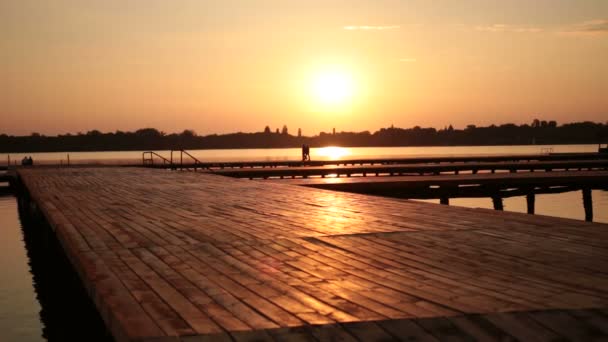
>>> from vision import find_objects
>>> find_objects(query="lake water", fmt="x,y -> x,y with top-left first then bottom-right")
1,144 -> 602,165
0,193 -> 111,341
0,196 -> 42,341
0,145 -> 606,340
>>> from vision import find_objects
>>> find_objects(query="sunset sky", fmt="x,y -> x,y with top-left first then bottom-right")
2,0 -> 607,136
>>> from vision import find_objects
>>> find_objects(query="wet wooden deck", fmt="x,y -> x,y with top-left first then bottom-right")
18,167 -> 608,341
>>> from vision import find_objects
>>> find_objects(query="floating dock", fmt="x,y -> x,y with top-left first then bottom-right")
142,152 -> 607,169
17,167 -> 608,341
211,159 -> 608,179
276,170 -> 608,220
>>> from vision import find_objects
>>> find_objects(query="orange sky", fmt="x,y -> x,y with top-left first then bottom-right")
2,0 -> 607,136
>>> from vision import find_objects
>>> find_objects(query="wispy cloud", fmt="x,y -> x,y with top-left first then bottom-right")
560,19 -> 608,36
399,58 -> 417,63
475,24 -> 542,33
474,20 -> 608,37
343,25 -> 400,31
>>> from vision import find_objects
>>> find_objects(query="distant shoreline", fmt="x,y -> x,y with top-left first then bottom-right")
2,122 -> 606,153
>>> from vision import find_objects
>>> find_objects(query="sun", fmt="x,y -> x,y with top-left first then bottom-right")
310,69 -> 354,106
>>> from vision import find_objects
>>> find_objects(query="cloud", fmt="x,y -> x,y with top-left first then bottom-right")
399,58 -> 417,63
343,25 -> 400,31
472,20 -> 608,37
475,24 -> 543,33
560,19 -> 608,36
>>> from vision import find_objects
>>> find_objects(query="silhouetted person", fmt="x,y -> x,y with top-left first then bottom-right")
304,145 -> 311,161
21,156 -> 33,166
302,144 -> 306,162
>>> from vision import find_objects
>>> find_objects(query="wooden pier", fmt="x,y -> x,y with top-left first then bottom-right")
142,152 -> 607,169
0,170 -> 13,183
277,171 -> 608,221
17,167 -> 608,341
212,159 -> 608,179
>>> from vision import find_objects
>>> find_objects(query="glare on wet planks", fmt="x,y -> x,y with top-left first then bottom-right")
17,167 -> 608,341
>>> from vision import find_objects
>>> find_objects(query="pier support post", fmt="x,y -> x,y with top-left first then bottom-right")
526,192 -> 535,214
492,195 -> 504,211
582,188 -> 593,222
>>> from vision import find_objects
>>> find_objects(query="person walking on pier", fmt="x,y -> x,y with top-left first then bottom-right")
301,144 -> 311,162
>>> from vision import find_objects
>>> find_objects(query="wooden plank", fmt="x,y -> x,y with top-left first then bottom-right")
15,167 -> 608,341
377,318 -> 440,341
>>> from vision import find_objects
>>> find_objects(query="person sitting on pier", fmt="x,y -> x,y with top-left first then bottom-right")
21,156 -> 34,166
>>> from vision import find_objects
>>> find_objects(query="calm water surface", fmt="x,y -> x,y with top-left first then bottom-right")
0,195 -> 42,341
419,190 -> 608,224
1,144 -> 602,164
0,145 -> 606,340
0,190 -> 111,341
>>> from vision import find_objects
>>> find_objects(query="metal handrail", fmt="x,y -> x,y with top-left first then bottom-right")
170,149 -> 206,170
142,151 -> 172,166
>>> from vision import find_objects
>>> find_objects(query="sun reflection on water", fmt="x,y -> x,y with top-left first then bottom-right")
315,146 -> 350,160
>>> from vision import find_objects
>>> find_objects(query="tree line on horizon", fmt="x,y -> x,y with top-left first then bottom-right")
1,120 -> 607,153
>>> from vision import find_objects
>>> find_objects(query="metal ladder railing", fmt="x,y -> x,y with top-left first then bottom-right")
142,151 -> 172,166
170,149 -> 206,170
142,150 -> 207,171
